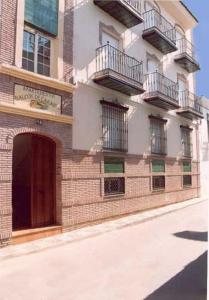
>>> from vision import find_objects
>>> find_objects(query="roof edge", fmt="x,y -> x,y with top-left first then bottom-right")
180,1 -> 199,23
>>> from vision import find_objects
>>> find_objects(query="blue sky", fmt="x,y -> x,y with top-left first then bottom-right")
183,0 -> 209,98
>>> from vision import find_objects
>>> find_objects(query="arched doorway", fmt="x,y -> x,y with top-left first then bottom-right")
12,133 -> 56,231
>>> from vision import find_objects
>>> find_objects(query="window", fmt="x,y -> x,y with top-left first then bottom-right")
104,157 -> 124,173
183,160 -> 192,187
152,176 -> 165,190
181,126 -> 192,157
101,100 -> 128,152
150,117 -> 167,155
104,177 -> 125,196
104,157 -> 125,196
183,175 -> 192,187
25,0 -> 58,36
22,30 -> 51,76
152,159 -> 165,172
183,161 -> 192,172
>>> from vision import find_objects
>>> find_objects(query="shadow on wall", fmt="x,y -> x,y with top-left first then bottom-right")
174,231 -> 208,242
144,251 -> 207,300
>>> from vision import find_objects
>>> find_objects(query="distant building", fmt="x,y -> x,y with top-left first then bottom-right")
199,97 -> 209,198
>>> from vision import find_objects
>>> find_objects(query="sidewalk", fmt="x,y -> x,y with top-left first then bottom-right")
0,197 -> 207,261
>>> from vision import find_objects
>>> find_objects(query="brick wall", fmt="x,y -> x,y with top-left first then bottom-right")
61,150 -> 200,230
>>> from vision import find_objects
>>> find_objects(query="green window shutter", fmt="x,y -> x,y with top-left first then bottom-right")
25,0 -> 58,36
152,160 -> 165,173
183,161 -> 191,172
104,157 -> 124,173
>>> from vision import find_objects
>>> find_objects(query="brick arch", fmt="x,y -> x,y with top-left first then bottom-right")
12,130 -> 63,227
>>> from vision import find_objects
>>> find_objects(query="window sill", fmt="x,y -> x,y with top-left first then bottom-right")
0,64 -> 76,93
104,193 -> 125,199
152,188 -> 165,193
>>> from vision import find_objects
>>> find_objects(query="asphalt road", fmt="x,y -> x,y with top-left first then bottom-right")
0,200 -> 207,300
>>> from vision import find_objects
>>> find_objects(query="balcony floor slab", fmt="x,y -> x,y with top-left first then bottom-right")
94,69 -> 145,96
94,0 -> 143,28
142,27 -> 177,54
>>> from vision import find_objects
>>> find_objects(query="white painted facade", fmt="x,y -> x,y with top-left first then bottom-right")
199,97 -> 209,198
73,0 -> 199,160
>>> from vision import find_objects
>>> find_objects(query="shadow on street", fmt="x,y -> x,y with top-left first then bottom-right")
144,251 -> 207,300
174,231 -> 208,242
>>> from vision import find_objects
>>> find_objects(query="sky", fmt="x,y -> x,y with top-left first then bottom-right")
183,0 -> 209,98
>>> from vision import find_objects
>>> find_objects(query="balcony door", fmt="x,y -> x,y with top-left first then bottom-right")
178,78 -> 187,107
12,134 -> 56,231
102,32 -> 120,71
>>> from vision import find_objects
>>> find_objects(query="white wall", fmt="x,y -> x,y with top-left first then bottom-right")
73,0 -> 198,159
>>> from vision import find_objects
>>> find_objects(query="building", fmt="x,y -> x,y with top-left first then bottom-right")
0,0 -> 75,246
0,0 -> 203,246
72,0 -> 202,227
199,97 -> 209,198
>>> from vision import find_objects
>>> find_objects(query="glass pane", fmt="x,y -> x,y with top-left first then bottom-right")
104,157 -> 124,173
183,161 -> 191,172
152,160 -> 165,172
25,0 -> 58,36
22,31 -> 35,72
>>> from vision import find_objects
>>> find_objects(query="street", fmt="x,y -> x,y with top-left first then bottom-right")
0,200 -> 207,300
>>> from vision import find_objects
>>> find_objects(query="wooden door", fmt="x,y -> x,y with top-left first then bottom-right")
31,135 -> 56,228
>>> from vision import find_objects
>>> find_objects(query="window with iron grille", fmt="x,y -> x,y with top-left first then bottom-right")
22,30 -> 51,77
150,117 -> 167,155
183,175 -> 192,187
181,126 -> 192,158
101,101 -> 128,152
104,177 -> 125,196
152,176 -> 165,190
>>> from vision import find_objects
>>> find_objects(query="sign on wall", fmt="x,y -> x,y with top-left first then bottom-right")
14,85 -> 61,114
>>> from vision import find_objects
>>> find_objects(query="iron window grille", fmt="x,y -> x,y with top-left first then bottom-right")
150,117 -> 167,155
104,177 -> 125,196
22,30 -> 51,77
181,127 -> 192,158
143,9 -> 176,45
183,175 -> 192,187
101,101 -> 128,152
96,43 -> 143,84
152,175 -> 165,191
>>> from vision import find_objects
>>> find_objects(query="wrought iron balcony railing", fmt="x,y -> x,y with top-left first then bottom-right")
175,38 -> 200,73
177,38 -> 196,59
143,9 -> 176,53
179,90 -> 203,114
145,71 -> 179,103
96,43 -> 143,84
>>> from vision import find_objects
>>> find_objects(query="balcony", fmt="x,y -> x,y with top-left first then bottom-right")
174,38 -> 200,73
143,72 -> 180,110
142,9 -> 177,54
177,91 -> 203,120
94,0 -> 143,28
94,44 -> 144,96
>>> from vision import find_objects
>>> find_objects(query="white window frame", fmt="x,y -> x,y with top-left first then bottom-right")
23,26 -> 53,77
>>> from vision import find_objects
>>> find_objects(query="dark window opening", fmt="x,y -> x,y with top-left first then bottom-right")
104,177 -> 125,196
152,176 -> 165,190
